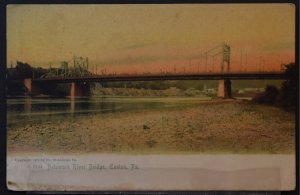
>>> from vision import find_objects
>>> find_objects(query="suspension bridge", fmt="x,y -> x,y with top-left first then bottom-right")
24,43 -> 287,98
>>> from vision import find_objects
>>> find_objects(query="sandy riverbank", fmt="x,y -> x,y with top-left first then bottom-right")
7,99 -> 295,154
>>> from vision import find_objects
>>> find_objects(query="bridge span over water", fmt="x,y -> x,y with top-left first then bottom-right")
24,71 -> 286,98
32,71 -> 286,83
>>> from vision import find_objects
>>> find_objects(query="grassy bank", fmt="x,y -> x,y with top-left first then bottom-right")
7,100 -> 295,154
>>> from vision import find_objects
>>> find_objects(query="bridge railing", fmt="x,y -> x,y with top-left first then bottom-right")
32,70 -> 287,82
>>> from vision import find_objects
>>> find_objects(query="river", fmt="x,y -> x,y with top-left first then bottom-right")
7,96 -> 212,128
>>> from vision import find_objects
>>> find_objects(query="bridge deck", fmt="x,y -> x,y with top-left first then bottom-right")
33,71 -> 286,83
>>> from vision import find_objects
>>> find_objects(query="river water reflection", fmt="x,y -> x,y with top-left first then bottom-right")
7,96 -> 211,128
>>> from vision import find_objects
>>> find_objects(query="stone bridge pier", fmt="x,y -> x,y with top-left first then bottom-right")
24,78 -> 42,95
70,82 -> 91,97
217,79 -> 232,98
24,79 -> 91,97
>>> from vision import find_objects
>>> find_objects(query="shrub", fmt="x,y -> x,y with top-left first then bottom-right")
276,63 -> 298,110
253,85 -> 279,105
253,62 -> 297,111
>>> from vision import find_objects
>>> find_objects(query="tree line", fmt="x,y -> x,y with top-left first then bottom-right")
253,62 -> 297,111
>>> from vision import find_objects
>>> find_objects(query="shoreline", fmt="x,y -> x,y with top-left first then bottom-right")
7,99 -> 295,155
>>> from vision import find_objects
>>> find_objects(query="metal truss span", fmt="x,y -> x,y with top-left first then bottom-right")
32,71 -> 286,83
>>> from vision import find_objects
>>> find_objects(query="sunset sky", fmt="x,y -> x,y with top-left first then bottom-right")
7,4 -> 295,74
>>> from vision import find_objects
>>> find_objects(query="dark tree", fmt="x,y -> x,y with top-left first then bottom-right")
276,63 -> 298,110
253,62 -> 297,111
14,61 -> 33,79
253,85 -> 279,105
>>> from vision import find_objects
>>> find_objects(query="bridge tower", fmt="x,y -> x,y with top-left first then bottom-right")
203,43 -> 232,98
221,43 -> 230,72
218,43 -> 232,98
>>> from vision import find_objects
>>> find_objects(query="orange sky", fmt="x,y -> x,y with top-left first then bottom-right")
7,4 -> 295,73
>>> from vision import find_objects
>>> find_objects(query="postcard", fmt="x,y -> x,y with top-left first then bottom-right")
6,4 -> 296,191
